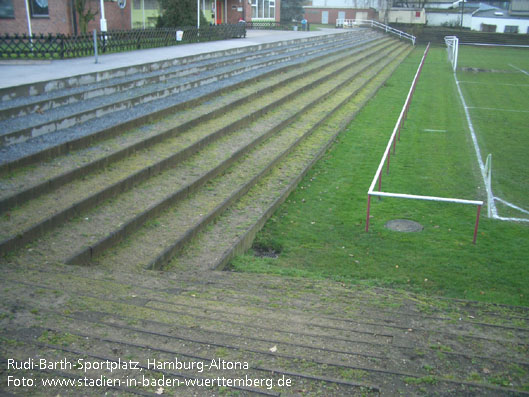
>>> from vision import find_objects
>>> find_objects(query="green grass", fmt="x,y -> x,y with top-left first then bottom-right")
457,45 -> 529,216
229,46 -> 529,306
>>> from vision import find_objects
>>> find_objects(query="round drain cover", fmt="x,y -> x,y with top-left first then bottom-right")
385,219 -> 423,232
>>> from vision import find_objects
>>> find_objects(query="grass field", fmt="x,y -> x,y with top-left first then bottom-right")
230,45 -> 529,306
456,45 -> 529,219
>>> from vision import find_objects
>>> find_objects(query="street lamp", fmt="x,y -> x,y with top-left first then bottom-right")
100,0 -> 107,31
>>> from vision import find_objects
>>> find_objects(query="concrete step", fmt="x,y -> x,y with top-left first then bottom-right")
0,38 -> 394,257
85,43 -> 409,272
169,44 -> 412,273
0,31 -> 377,149
0,31 -> 359,120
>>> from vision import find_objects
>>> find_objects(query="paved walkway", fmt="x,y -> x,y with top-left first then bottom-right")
0,29 -> 339,90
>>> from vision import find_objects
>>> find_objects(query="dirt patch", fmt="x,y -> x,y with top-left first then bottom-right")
461,67 -> 510,74
253,244 -> 281,259
385,219 -> 424,232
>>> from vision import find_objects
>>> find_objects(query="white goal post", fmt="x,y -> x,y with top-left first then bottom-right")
444,35 -> 459,72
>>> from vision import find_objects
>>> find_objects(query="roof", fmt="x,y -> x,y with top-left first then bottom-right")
473,7 -> 529,19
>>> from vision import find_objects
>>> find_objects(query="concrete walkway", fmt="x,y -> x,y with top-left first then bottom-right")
0,29 -> 339,90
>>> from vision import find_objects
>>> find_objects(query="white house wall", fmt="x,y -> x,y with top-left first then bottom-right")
426,11 -> 471,27
388,9 -> 426,23
471,16 -> 529,33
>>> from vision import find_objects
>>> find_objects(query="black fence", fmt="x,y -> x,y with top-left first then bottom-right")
0,24 -> 246,60
389,26 -> 529,46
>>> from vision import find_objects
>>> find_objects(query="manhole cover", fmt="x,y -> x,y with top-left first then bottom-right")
385,219 -> 423,232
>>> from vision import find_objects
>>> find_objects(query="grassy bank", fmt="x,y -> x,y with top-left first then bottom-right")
229,46 -> 529,306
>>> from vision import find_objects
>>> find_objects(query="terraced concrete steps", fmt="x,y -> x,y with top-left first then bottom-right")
0,36 -> 402,266
0,36 -> 390,213
0,34 -> 350,119
1,263 -> 528,396
168,44 -> 411,273
0,30 -> 374,151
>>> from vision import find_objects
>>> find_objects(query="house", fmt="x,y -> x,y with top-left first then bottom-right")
387,7 -> 426,23
303,0 -> 382,25
1,0 -> 132,35
425,7 -> 475,27
132,0 -> 161,29
471,7 -> 529,32
1,0 -> 276,36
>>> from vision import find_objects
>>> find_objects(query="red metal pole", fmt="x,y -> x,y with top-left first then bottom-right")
378,171 -> 382,193
386,146 -> 391,174
366,195 -> 371,232
473,205 -> 481,244
393,133 -> 397,154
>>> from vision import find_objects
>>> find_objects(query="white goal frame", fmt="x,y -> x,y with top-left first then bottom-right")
366,43 -> 484,244
446,37 -> 529,223
444,35 -> 459,72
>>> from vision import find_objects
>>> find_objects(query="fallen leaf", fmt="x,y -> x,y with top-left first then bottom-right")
269,345 -> 277,353
155,387 -> 164,395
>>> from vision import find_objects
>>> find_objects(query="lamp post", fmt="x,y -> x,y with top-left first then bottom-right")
24,0 -> 33,47
100,0 -> 107,31
460,0 -> 464,30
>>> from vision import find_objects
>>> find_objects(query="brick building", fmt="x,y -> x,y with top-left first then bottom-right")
303,0 -> 382,25
0,0 -> 131,36
1,0 -> 280,36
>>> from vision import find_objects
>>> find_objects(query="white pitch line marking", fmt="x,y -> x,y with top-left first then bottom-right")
495,197 -> 529,216
467,106 -> 529,113
455,78 -> 497,217
423,129 -> 447,132
509,64 -> 529,77
458,81 -> 529,87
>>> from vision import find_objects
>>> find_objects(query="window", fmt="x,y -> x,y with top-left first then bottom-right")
251,0 -> 274,19
133,0 -> 159,10
480,23 -> 496,32
415,11 -> 421,18
0,0 -> 14,18
504,25 -> 519,33
30,0 -> 48,17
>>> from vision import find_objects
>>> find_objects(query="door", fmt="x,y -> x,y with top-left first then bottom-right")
356,11 -> 367,22
322,11 -> 329,24
216,0 -> 223,24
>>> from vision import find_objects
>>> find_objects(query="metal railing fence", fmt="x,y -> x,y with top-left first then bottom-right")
336,19 -> 416,45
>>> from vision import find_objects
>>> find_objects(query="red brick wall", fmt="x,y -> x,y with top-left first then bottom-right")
1,0 -> 74,35
0,0 -> 131,36
86,0 -> 131,32
226,0 -> 280,24
303,8 -> 377,25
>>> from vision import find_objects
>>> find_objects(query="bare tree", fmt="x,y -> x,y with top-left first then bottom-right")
74,0 -> 98,34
